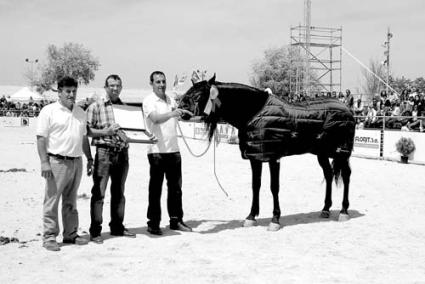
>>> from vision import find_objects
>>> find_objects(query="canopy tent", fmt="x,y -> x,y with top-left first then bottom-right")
9,87 -> 44,102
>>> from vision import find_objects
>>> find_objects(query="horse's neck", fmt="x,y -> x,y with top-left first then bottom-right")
217,83 -> 269,129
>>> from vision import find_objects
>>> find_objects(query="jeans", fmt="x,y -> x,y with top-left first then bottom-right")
147,152 -> 183,228
43,157 -> 82,242
89,147 -> 129,237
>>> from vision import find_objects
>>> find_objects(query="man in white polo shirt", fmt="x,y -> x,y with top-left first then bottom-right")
143,71 -> 193,235
36,76 -> 93,251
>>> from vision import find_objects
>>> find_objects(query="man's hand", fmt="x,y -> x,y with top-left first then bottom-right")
116,129 -> 129,143
172,109 -> 193,118
106,123 -> 121,135
41,161 -> 53,179
87,159 -> 94,176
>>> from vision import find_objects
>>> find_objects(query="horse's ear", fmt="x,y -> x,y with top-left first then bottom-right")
208,73 -> 216,85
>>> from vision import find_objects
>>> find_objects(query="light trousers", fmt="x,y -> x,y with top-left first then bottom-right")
43,157 -> 82,242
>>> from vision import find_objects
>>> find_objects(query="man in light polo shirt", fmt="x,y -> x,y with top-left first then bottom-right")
143,71 -> 193,235
36,76 -> 93,251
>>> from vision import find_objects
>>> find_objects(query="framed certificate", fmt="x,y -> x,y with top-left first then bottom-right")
112,104 -> 157,144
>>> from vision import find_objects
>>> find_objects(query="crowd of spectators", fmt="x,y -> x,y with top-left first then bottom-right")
283,88 -> 425,132
352,88 -> 424,132
0,95 -> 52,117
0,94 -> 94,117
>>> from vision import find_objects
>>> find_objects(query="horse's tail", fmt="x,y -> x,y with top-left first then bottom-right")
331,151 -> 351,186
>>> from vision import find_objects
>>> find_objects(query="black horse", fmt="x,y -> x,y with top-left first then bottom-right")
179,75 -> 356,230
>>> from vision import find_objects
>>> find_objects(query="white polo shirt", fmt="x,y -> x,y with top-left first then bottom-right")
36,102 -> 87,157
143,92 -> 179,154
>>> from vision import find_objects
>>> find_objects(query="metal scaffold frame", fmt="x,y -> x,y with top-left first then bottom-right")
290,25 -> 342,96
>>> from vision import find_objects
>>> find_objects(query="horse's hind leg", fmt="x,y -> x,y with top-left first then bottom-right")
338,158 -> 351,221
317,155 -> 333,218
268,159 -> 281,231
244,159 -> 262,227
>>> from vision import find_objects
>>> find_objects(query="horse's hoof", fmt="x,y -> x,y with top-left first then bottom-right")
320,211 -> 330,218
338,213 -> 350,222
243,219 -> 257,227
267,222 -> 281,231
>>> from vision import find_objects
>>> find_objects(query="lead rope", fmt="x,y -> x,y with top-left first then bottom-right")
177,121 -> 229,198
177,121 -> 212,157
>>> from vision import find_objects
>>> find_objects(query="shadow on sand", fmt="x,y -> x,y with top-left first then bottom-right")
78,210 -> 364,241
187,209 -> 364,234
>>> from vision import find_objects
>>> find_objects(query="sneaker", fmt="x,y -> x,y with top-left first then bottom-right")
63,236 -> 89,245
147,226 -> 163,235
90,235 -> 104,244
170,220 -> 192,232
43,240 -> 60,251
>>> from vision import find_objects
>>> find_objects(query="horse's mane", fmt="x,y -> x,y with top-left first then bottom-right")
216,82 -> 263,93
203,82 -> 267,141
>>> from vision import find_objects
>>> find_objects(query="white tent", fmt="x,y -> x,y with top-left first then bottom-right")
10,87 -> 44,102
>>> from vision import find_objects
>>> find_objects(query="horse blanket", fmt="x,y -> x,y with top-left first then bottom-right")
238,95 -> 356,161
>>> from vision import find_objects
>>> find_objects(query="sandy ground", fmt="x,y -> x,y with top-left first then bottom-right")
1,123 -> 425,284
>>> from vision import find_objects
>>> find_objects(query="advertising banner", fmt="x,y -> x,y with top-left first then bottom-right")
352,129 -> 381,158
1,117 -> 25,127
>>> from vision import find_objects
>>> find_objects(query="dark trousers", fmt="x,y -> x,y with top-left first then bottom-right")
147,152 -> 183,228
89,147 -> 129,237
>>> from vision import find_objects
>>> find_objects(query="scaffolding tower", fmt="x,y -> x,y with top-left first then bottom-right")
290,25 -> 342,96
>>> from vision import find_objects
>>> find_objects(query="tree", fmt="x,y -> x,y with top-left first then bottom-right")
250,46 -> 315,97
34,42 -> 100,92
389,75 -> 412,93
412,77 -> 425,91
361,58 -> 387,100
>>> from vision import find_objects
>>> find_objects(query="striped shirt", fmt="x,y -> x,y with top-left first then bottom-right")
87,98 -> 128,149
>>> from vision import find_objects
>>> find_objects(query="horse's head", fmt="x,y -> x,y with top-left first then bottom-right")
178,74 -> 218,121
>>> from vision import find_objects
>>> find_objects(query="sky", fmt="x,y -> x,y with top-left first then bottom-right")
1,0 -> 424,93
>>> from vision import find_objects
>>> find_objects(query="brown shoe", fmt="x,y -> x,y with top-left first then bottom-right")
147,226 -> 163,235
110,229 -> 136,238
90,235 -> 104,244
43,240 -> 60,251
63,236 -> 89,245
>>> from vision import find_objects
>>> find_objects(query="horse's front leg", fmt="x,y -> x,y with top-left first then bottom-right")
268,159 -> 281,231
244,159 -> 262,227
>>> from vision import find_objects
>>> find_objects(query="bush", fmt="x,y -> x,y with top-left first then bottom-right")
395,137 -> 416,156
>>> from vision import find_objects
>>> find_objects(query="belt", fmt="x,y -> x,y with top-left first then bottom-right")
48,153 -> 78,160
96,144 -> 127,152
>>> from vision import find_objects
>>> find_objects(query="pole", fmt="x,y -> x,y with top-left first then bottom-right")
386,27 -> 392,94
304,0 -> 311,96
25,58 -> 39,88
341,46 -> 400,96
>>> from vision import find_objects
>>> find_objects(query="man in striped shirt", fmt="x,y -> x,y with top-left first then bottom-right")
86,74 -> 135,244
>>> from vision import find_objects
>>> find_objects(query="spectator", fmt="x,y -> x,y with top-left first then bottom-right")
354,98 -> 364,116
364,104 -> 377,128
345,89 -> 354,111
388,90 -> 399,103
380,90 -> 391,108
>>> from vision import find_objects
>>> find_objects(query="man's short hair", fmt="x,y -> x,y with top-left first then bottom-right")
57,76 -> 78,91
104,74 -> 122,87
150,71 -> 166,83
